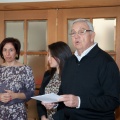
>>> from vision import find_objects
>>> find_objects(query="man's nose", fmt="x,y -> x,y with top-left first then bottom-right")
74,32 -> 80,38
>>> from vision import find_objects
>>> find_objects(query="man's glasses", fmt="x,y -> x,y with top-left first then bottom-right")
70,28 -> 93,37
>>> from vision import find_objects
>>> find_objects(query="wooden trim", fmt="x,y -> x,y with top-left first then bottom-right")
57,6 -> 119,43
105,51 -> 116,55
47,9 -> 57,44
0,12 -> 4,42
24,20 -> 27,64
20,51 -> 47,55
115,7 -> 120,69
4,10 -> 48,20
0,0 -> 120,11
26,51 -> 47,55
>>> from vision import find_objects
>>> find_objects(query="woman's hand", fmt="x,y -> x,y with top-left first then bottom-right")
41,102 -> 57,110
5,89 -> 26,100
5,90 -> 17,100
0,93 -> 11,103
41,115 -> 48,120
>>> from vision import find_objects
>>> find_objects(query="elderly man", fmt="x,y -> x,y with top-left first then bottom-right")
54,18 -> 120,120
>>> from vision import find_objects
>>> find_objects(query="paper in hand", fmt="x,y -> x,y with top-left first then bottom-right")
31,93 -> 61,103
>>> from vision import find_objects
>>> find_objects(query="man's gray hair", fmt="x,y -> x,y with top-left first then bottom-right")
72,19 -> 94,32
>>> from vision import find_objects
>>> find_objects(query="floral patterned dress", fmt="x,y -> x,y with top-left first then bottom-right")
45,72 -> 61,120
0,65 -> 35,120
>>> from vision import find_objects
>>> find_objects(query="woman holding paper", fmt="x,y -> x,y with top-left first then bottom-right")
37,41 -> 72,120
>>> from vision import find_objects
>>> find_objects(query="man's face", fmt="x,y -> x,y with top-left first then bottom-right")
71,22 -> 95,54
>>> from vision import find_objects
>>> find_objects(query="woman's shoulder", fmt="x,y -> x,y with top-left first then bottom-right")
42,70 -> 52,82
22,65 -> 33,72
0,61 -> 23,67
44,70 -> 51,76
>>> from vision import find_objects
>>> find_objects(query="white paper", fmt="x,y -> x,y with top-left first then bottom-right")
31,93 -> 61,103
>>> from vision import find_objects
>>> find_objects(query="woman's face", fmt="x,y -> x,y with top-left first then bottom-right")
2,43 -> 17,62
47,51 -> 59,68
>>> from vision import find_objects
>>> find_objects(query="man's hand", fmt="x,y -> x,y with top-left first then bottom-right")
59,94 -> 79,108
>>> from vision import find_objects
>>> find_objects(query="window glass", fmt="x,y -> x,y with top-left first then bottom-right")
93,18 -> 116,51
27,20 -> 47,51
68,20 -> 75,52
5,21 -> 24,50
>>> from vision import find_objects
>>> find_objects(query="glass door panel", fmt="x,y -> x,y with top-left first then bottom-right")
5,21 -> 24,50
3,9 -> 57,120
68,20 -> 75,52
27,20 -> 47,51
93,18 -> 116,51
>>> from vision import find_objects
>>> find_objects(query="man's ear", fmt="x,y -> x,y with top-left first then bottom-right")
91,32 -> 95,42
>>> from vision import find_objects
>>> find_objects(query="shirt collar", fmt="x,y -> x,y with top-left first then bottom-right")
74,42 -> 97,61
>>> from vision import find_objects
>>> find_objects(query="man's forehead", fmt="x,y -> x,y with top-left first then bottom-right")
72,22 -> 89,28
72,24 -> 89,31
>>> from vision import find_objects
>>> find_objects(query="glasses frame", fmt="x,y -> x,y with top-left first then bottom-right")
70,29 -> 93,37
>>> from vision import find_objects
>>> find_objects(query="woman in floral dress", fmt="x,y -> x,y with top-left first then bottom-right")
0,37 -> 35,120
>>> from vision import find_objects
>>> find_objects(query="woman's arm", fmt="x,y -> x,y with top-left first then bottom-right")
37,70 -> 51,119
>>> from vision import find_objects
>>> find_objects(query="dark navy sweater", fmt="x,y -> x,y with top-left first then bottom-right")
57,45 -> 120,120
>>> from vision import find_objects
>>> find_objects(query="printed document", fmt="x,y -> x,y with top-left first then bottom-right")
31,93 -> 61,103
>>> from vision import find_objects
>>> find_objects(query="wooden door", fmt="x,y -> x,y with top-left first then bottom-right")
0,9 -> 57,119
57,7 -> 120,69
57,7 -> 120,120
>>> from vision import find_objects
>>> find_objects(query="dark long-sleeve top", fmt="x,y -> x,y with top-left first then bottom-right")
37,70 -> 51,119
58,44 -> 120,120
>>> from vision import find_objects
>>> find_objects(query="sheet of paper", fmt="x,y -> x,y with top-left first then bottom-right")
31,93 -> 61,103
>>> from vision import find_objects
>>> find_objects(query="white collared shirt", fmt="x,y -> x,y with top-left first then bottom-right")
74,42 -> 97,61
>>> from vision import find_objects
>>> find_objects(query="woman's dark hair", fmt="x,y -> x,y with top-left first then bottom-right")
48,41 -> 72,77
0,37 -> 21,60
